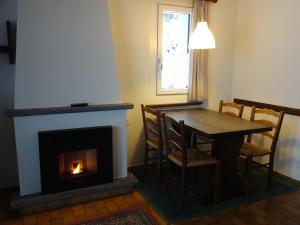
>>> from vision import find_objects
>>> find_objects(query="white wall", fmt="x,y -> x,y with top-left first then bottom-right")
207,0 -> 238,109
108,0 -> 239,166
233,0 -> 300,180
0,0 -> 18,189
15,0 -> 122,108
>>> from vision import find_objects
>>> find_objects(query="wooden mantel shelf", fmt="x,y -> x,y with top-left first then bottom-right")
4,103 -> 134,118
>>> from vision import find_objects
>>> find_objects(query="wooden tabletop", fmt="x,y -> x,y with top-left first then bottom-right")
161,108 -> 272,138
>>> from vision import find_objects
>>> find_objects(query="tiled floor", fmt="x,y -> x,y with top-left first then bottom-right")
0,192 -> 166,225
1,190 -> 300,225
178,190 -> 300,225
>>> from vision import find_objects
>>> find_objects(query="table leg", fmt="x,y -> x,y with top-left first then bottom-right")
212,134 -> 244,199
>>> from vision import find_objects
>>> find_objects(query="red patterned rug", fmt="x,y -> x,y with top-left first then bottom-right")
79,207 -> 160,225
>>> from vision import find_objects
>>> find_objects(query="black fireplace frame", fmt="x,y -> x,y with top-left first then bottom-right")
38,126 -> 113,194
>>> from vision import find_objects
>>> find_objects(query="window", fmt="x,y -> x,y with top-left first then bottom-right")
157,5 -> 192,95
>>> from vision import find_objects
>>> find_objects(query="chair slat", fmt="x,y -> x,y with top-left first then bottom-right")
219,100 -> 244,118
223,111 -> 239,117
222,102 -> 243,110
145,117 -> 158,128
169,140 -> 183,151
260,132 -> 274,139
255,108 -> 280,118
167,128 -> 183,151
147,127 -> 159,137
254,119 -> 276,128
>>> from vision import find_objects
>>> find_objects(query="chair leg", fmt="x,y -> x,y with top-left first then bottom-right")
245,156 -> 253,197
144,144 -> 149,175
180,167 -> 187,209
166,159 -> 171,190
190,132 -> 196,148
268,157 -> 274,190
158,149 -> 163,184
214,161 -> 221,204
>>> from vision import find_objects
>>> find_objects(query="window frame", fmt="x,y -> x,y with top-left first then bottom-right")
156,4 -> 192,96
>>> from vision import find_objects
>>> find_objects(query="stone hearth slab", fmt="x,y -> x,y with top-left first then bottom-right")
11,173 -> 138,215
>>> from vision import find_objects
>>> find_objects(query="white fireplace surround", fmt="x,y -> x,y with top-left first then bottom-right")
12,0 -> 127,196
14,110 -> 128,196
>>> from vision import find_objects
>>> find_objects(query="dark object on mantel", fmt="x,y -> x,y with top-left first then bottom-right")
0,21 -> 16,64
70,103 -> 88,107
4,103 -> 134,118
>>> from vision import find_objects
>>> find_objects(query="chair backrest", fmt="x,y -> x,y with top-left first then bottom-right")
219,100 -> 244,118
247,106 -> 284,156
162,114 -> 187,167
141,104 -> 163,149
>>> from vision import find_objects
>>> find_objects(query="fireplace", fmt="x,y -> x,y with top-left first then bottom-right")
38,126 -> 113,194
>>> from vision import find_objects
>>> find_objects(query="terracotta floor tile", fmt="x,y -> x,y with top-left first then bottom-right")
36,215 -> 50,225
103,200 -> 118,213
141,205 -> 166,225
122,194 -> 139,208
49,218 -> 63,225
82,203 -> 98,220
61,211 -> 75,225
73,214 -> 89,224
132,192 -> 146,205
23,215 -> 37,225
113,196 -> 128,210
93,200 -> 110,218
48,210 -> 61,221
10,220 -> 23,225
71,205 -> 85,217
0,220 -> 11,225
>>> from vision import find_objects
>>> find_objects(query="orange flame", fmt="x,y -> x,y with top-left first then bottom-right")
72,162 -> 82,174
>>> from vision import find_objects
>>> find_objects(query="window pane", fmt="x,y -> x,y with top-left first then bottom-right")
161,11 -> 190,91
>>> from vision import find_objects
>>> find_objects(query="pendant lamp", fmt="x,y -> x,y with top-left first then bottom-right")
189,0 -> 216,49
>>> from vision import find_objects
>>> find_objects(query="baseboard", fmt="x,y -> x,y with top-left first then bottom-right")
128,165 -> 144,173
273,170 -> 300,183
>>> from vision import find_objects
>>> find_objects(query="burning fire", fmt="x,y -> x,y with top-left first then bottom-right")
72,162 -> 82,175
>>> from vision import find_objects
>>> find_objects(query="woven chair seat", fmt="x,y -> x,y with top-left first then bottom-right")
168,148 -> 218,168
240,142 -> 271,157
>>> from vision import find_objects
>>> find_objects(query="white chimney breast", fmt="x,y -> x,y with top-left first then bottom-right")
15,0 -> 121,108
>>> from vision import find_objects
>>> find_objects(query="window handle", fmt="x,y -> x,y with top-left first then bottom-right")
157,57 -> 163,71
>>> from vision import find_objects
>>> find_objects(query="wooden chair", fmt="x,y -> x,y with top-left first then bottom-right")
141,104 -> 164,181
239,106 -> 284,196
162,113 -> 220,209
219,100 -> 244,118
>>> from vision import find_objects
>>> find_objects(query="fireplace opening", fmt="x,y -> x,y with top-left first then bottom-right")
39,126 -> 113,194
59,148 -> 98,178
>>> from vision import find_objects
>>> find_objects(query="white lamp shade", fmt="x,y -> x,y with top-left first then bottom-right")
188,22 -> 216,49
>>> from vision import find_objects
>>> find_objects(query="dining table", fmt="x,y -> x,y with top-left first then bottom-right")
156,107 -> 273,199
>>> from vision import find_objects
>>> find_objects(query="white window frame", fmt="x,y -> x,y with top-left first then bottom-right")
156,4 -> 192,95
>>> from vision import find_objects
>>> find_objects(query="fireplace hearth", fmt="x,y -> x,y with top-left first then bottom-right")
38,126 -> 113,194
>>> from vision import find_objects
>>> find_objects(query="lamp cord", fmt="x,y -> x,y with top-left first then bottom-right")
201,0 -> 205,22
